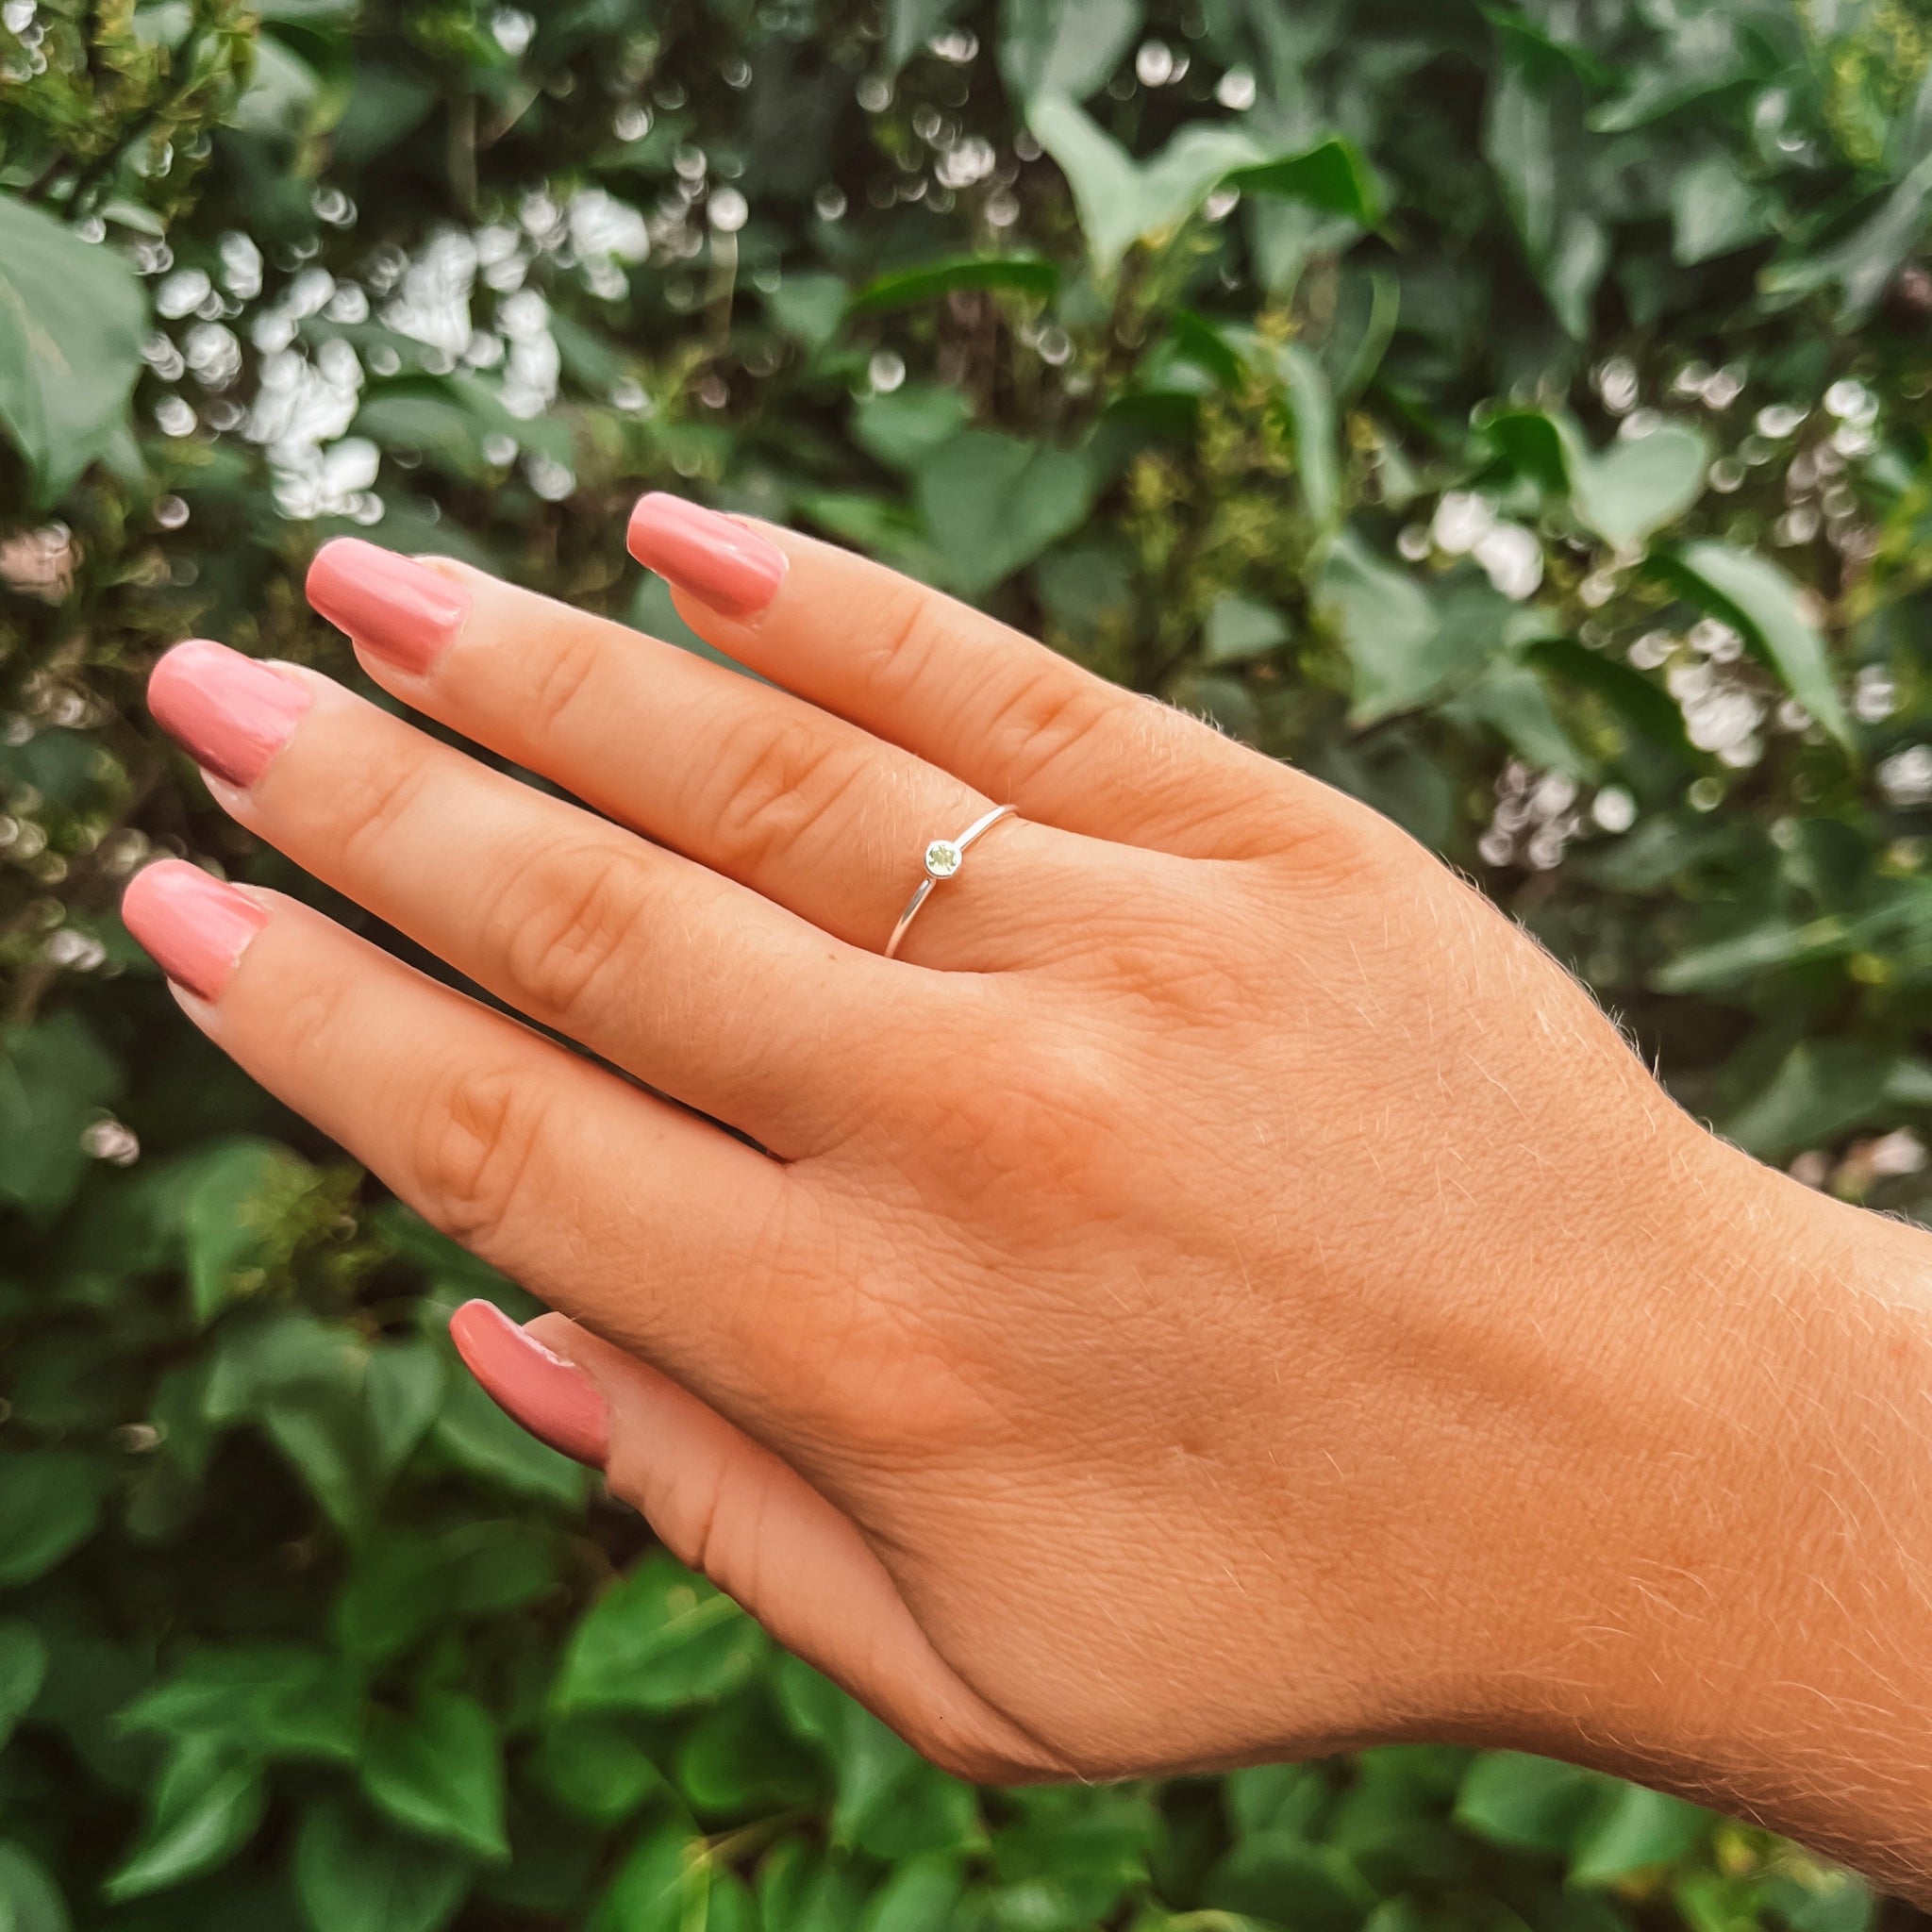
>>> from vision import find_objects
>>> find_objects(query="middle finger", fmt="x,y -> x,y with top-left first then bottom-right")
148,640 -> 904,1155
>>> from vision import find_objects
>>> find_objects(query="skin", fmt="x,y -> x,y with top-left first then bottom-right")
144,519 -> 1932,1898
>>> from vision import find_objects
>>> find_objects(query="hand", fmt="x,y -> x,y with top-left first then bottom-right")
124,501 -> 1932,1886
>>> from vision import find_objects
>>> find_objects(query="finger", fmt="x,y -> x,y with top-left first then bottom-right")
626,493 -> 1320,862
457,1302 -> 1064,1783
303,538 -> 1095,969
120,863 -> 804,1407
147,639 -> 901,1147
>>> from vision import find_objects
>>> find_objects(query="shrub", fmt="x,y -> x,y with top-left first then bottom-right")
2,0 -> 1928,1926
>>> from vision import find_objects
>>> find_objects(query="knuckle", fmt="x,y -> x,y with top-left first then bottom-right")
278,959 -> 364,1069
522,621 -> 608,742
411,1058 -> 552,1252
481,834 -> 655,1030
329,753 -> 439,873
977,663 -> 1117,791
704,717 -> 871,874
864,588 -> 954,708
904,1001 -> 1135,1207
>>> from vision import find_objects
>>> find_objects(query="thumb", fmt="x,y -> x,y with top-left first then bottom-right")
448,1301 -> 1062,1783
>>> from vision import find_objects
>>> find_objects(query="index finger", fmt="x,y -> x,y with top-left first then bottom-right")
120,866 -> 814,1418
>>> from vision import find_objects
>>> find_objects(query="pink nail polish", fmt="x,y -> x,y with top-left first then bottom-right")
626,494 -> 787,618
449,1301 -> 609,1469
306,538 -> 470,673
148,640 -> 310,789
121,860 -> 269,1002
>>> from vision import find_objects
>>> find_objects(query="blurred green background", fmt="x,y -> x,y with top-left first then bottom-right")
4,0 -> 1932,1925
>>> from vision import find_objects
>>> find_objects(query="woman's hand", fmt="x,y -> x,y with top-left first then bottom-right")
125,501 -> 1932,1889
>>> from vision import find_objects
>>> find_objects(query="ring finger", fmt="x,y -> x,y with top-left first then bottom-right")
304,537 -> 1085,970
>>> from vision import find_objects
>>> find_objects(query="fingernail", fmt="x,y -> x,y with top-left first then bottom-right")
306,538 -> 470,673
449,1301 -> 609,1470
626,493 -> 787,618
148,640 -> 310,789
121,860 -> 269,1002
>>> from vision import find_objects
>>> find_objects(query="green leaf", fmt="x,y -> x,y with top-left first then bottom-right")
1276,342 -> 1341,528
360,1691 -> 508,1863
1319,533 -> 1437,724
1763,151 -> 1932,324
847,256 -> 1058,315
294,1797 -> 472,1932
986,1786 -> 1159,1922
858,1855 -> 965,1932
1456,666 -> 1590,777
228,33 -> 326,137
1026,93 -> 1148,278
1482,66 -> 1607,336
1651,915 -> 1857,993
1321,539 -> 1507,726
1455,1753 -> 1605,1856
676,1696 -> 820,1818
1204,1835 -> 1374,1932
553,1555 -> 763,1717
1720,1041 -> 1902,1160
756,1842 -> 872,1932
914,430 -> 1099,599
439,1518 -> 558,1615
532,1716 -> 666,1825
119,1643 -> 361,1763
1589,13 -> 1760,133
853,385 -> 975,474
0,1451 -> 101,1588
1671,152 -> 1774,265
887,0 -> 959,72
0,1014 -> 123,1220
0,1842 -> 71,1932
1225,139 -> 1383,226
1568,424 -> 1713,552
590,1822 -> 755,1932
175,1138 -> 317,1325
105,1738 -> 268,1901
199,1312 -> 383,1526
763,273 -> 848,352
1569,1783 -> 1710,1887
1660,542 -> 1854,751
333,1538 -> 446,1663
999,0 -> 1141,104
1029,94 -> 1374,280
1203,593 -> 1291,666
363,1341 -> 446,1480
1526,637 -> 1695,763
0,1623 -> 47,1751
1036,540 -> 1135,644
0,192 -> 147,504
826,1702 -> 980,1858
1226,1763 -> 1330,1838
354,391 -> 500,483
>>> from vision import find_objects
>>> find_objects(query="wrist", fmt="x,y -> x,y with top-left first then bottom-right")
1495,1142 -> 1932,1892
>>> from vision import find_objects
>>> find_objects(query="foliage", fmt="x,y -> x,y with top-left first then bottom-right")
5,0 -> 1932,1924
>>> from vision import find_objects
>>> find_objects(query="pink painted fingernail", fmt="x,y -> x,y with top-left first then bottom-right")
626,493 -> 787,618
306,538 -> 470,673
148,640 -> 310,789
449,1301 -> 609,1470
121,860 -> 269,1002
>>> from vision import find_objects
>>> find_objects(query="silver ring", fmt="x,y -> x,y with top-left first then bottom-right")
885,805 -> 1019,960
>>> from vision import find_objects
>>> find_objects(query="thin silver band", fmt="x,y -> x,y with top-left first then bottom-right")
884,804 -> 1019,961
